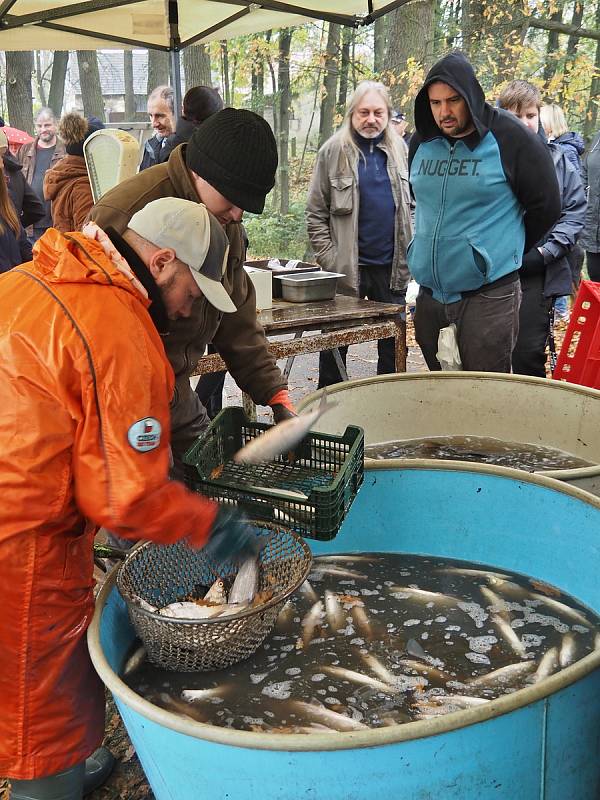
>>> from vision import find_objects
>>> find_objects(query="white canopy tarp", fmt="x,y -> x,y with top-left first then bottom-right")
0,0 -> 408,51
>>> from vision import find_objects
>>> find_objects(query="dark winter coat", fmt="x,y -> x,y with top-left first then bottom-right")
2,153 -> 45,229
159,118 -> 198,164
139,134 -> 168,171
554,132 -> 585,175
579,132 -> 600,253
0,215 -> 31,272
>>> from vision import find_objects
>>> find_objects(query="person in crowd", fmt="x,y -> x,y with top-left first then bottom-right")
160,85 -> 223,163
0,129 -> 45,231
0,197 -> 258,800
43,113 -> 104,232
306,80 -> 412,387
17,107 -> 66,241
89,108 -> 294,469
498,81 -> 585,377
407,52 -> 560,372
139,85 -> 176,170
540,104 -> 585,174
390,109 -> 412,147
580,130 -> 600,282
0,153 -> 32,271
540,102 -> 585,319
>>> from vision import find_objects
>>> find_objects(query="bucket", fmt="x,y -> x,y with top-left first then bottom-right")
297,372 -> 600,497
89,463 -> 600,799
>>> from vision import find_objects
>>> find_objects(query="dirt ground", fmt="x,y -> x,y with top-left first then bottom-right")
0,315 -> 570,800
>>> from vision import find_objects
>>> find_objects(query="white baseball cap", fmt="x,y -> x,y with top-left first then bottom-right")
128,197 -> 236,313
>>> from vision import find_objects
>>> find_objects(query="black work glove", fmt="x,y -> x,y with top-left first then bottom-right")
520,248 -> 545,276
202,506 -> 260,564
272,403 -> 297,424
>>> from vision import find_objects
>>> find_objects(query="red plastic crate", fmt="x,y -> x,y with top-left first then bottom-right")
553,280 -> 600,387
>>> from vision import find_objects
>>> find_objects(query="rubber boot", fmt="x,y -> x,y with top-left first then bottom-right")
82,747 -> 116,796
9,763 -> 85,800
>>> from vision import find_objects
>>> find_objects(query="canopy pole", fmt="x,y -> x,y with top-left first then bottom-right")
169,49 -> 182,115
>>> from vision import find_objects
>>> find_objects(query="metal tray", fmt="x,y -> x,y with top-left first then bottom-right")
243,259 -> 320,298
275,271 -> 342,303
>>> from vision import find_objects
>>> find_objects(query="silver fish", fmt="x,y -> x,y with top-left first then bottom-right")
466,661 -> 536,690
274,600 -> 296,631
389,585 -> 458,606
558,633 -> 577,668
122,644 -> 146,677
136,597 -> 158,613
480,586 -> 512,614
490,614 -> 527,658
358,651 -> 397,686
229,554 -> 259,604
325,590 -> 346,631
233,392 -> 336,464
158,601 -> 224,620
311,566 -> 368,581
530,593 -> 590,627
438,566 -> 510,580
298,579 -> 319,604
397,658 -> 449,684
288,700 -> 367,732
321,665 -> 396,694
204,577 -> 227,604
426,694 -> 489,708
316,555 -> 376,564
350,603 -> 373,641
531,647 -> 559,683
181,687 -> 224,703
301,600 -> 324,648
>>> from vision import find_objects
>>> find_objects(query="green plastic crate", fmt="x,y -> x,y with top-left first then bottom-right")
183,406 -> 364,541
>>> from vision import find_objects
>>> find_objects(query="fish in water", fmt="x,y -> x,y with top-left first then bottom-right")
301,600 -> 324,648
311,566 -> 368,581
320,665 -> 397,694
490,614 -> 527,658
181,687 -> 225,702
229,554 -> 260,605
288,700 -> 367,732
559,633 -> 577,668
530,647 -> 559,683
298,579 -> 319,604
530,593 -> 590,627
351,603 -> 373,641
389,586 -> 458,607
122,644 -> 147,677
466,661 -> 536,690
358,651 -> 398,686
233,391 -> 336,464
325,591 -> 346,632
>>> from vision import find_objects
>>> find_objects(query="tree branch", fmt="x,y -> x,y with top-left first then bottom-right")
528,15 -> 600,42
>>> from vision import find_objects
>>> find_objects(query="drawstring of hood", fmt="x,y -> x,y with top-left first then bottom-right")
82,222 -> 148,300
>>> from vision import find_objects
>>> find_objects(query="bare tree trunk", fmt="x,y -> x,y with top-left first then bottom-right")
542,0 -> 565,84
48,52 -> 68,119
461,0 -> 485,59
384,1 -> 435,108
35,51 -> 47,107
124,50 -> 136,120
584,0 -> 600,140
221,42 -> 231,106
147,50 -> 169,93
250,34 -> 266,116
6,51 -> 33,132
77,51 -> 105,121
373,16 -> 387,74
318,23 -> 341,148
230,53 -> 238,102
277,28 -> 293,215
183,45 -> 212,90
337,25 -> 352,117
265,31 -> 278,142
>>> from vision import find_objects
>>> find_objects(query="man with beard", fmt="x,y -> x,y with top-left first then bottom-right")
306,80 -> 412,387
408,52 -> 561,372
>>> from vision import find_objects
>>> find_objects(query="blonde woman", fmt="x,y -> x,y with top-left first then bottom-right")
540,104 -> 584,174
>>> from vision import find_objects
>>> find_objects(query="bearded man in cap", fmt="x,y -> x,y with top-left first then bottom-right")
89,108 -> 294,467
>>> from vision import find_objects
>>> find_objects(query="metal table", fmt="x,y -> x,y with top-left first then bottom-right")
192,295 -> 406,417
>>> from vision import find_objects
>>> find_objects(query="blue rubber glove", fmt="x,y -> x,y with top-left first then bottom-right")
202,506 -> 259,564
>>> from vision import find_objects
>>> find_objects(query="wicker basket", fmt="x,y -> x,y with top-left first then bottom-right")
116,523 -> 312,672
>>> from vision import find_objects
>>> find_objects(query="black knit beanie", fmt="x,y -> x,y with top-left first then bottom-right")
185,108 -> 278,214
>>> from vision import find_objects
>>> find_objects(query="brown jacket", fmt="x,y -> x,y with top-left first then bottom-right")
43,155 -> 94,233
17,137 -> 66,185
306,133 -> 412,294
88,144 -> 286,457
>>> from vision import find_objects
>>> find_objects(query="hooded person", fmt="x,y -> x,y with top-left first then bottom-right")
408,51 -> 561,373
88,108 -> 294,469
160,85 -> 224,163
43,113 -> 104,232
0,197 -> 260,800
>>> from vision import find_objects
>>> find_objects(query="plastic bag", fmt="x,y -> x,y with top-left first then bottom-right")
436,323 -> 462,370
405,279 -> 420,306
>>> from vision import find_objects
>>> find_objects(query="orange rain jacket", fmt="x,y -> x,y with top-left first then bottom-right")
0,229 -> 219,780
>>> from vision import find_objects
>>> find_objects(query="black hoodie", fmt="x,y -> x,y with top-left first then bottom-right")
407,52 -> 561,302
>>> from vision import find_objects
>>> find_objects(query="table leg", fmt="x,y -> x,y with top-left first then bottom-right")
394,317 -> 407,372
242,392 -> 257,421
332,347 -> 349,381
283,332 -> 304,380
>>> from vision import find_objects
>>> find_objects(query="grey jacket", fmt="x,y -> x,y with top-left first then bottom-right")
580,132 -> 600,253
537,142 -> 586,298
305,133 -> 412,295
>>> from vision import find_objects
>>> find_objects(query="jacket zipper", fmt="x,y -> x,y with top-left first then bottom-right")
431,142 -> 454,298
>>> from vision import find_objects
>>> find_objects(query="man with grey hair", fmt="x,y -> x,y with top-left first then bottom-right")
18,107 -> 65,241
140,85 -> 176,170
306,80 -> 412,387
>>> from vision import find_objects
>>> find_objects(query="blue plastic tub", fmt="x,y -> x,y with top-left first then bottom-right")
89,463 -> 600,799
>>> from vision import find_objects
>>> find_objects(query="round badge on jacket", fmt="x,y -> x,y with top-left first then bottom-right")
127,417 -> 162,452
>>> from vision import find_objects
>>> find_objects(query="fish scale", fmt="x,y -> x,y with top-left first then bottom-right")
123,552 -> 600,733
